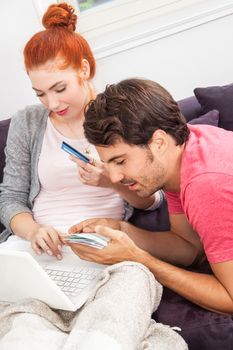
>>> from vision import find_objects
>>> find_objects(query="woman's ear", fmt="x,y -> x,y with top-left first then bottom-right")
79,59 -> 90,80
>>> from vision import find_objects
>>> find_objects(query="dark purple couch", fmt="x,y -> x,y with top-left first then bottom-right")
1,90 -> 233,349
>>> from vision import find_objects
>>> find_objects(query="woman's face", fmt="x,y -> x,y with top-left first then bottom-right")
28,59 -> 90,121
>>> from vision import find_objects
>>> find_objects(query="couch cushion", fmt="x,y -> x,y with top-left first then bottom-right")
129,199 -> 170,231
194,83 -> 233,131
188,109 -> 219,126
178,96 -> 202,122
153,260 -> 233,350
154,287 -> 233,350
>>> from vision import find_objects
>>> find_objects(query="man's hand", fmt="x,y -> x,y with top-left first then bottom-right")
65,225 -> 144,265
68,218 -> 122,235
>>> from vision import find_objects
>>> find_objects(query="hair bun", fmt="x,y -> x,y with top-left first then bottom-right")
42,2 -> 78,32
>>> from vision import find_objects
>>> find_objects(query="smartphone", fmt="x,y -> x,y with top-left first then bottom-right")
61,141 -> 90,163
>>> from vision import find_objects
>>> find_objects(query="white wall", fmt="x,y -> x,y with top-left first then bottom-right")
0,0 -> 41,119
93,13 -> 233,101
90,0 -> 233,100
1,0 -> 233,119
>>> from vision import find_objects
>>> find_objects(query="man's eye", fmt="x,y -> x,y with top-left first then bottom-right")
116,160 -> 125,165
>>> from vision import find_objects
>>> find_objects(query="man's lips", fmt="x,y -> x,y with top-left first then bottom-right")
120,180 -> 138,190
127,183 -> 138,191
56,107 -> 69,116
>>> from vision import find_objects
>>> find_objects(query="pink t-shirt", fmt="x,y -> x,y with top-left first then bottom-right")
166,124 -> 233,263
33,118 -> 125,233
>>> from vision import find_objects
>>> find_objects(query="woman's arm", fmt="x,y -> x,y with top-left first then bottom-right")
10,212 -> 41,240
10,212 -> 62,258
0,114 -> 32,231
0,109 -> 62,258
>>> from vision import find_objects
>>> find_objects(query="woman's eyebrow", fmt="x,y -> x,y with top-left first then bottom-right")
32,81 -> 64,92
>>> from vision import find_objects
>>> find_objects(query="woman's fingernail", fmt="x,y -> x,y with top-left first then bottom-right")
57,254 -> 62,260
58,245 -> 62,251
47,250 -> 53,256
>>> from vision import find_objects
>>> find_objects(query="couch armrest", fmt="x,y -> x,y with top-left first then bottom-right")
0,118 -> 11,183
0,118 -> 11,232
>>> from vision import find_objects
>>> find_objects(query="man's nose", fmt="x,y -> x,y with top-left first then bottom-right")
109,169 -> 124,184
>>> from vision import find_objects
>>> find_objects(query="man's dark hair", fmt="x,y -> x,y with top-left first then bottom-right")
84,78 -> 190,146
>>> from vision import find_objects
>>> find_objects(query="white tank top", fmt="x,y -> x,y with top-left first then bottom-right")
32,118 -> 125,233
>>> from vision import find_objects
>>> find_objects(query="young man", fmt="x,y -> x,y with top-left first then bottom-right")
66,78 -> 233,314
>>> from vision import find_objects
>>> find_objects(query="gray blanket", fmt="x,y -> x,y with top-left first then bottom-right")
0,262 -> 188,350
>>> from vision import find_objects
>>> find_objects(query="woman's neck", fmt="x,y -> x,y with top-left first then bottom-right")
49,113 -> 85,139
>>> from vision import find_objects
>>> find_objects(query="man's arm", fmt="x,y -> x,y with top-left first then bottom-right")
139,251 -> 233,314
66,225 -> 233,314
68,213 -> 204,267
121,213 -> 204,266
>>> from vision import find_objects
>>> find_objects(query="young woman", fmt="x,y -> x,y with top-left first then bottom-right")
0,3 -> 162,260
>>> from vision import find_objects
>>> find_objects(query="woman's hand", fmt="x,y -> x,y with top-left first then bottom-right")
29,225 -> 63,259
70,155 -> 112,187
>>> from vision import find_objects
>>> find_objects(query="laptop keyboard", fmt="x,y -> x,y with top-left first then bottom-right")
45,267 -> 100,296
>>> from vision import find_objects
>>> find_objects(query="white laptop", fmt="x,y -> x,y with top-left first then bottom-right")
0,240 -> 106,311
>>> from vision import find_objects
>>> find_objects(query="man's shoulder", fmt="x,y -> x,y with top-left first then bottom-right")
183,125 -> 233,181
188,124 -> 233,144
182,172 -> 233,218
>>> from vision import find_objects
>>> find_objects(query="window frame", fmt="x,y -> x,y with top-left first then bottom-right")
65,0 -> 179,33
33,0 -> 233,60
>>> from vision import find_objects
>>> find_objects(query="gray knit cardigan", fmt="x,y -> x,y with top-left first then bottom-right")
0,104 -> 49,242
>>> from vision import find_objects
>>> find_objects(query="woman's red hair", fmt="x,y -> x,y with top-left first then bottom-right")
24,3 -> 95,78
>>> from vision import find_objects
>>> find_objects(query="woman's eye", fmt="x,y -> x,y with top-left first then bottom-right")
56,87 -> 66,93
36,93 -> 44,97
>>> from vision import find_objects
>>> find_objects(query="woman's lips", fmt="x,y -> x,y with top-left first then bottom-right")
56,107 -> 69,116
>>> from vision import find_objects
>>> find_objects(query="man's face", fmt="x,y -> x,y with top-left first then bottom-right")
96,140 -> 166,198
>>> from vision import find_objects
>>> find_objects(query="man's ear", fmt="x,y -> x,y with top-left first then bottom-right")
79,59 -> 91,80
150,129 -> 167,153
